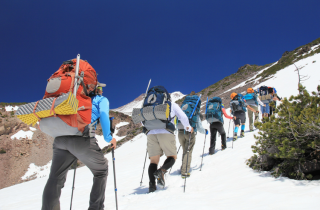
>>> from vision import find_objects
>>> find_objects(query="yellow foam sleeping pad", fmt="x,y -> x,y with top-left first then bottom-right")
16,92 -> 79,126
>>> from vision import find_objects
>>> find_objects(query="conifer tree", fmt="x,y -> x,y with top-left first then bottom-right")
247,85 -> 320,180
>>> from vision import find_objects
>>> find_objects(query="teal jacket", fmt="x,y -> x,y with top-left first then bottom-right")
91,95 -> 112,142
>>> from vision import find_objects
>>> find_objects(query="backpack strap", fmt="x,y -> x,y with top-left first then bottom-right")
66,72 -> 75,93
78,106 -> 92,111
32,101 -> 41,121
80,79 -> 88,96
76,72 -> 89,96
49,97 -> 57,117
152,106 -> 157,120
167,101 -> 172,121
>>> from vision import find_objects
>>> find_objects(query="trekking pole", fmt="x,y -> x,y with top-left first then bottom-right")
73,54 -> 81,96
184,133 -> 192,193
200,129 -> 208,171
139,79 -> 151,186
182,94 -> 201,192
232,123 -> 234,149
109,117 -> 118,210
227,119 -> 231,138
70,160 -> 77,210
140,149 -> 147,186
111,148 -> 118,210
70,54 -> 80,210
169,145 -> 181,174
141,79 -> 151,108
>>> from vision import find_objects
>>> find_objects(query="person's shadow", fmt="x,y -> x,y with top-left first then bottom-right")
129,184 -> 168,195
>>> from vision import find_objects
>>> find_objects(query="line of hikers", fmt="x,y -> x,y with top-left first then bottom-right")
133,84 -> 282,193
20,56 -> 282,209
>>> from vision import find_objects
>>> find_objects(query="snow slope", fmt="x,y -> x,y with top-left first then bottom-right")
5,105 -> 19,111
96,122 -> 130,149
11,130 -> 34,140
1,54 -> 320,209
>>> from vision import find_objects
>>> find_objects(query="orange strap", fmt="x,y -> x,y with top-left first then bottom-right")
33,101 -> 41,121
50,98 -> 57,117
68,72 -> 75,93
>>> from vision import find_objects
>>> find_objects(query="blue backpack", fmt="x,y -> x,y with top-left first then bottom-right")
230,94 -> 247,114
142,86 -> 175,134
258,86 -> 273,103
206,97 -> 223,124
143,85 -> 171,107
243,91 -> 258,106
177,95 -> 201,132
259,86 -> 269,96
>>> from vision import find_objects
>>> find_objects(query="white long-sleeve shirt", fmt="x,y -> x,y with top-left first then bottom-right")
148,102 -> 192,135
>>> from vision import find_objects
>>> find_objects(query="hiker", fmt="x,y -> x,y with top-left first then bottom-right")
258,86 -> 275,119
140,86 -> 193,193
42,82 -> 116,210
205,97 -> 233,154
268,87 -> 282,117
177,93 -> 205,178
243,88 -> 265,131
230,92 -> 258,140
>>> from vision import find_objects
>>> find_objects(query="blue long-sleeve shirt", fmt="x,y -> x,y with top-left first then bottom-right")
91,95 -> 113,142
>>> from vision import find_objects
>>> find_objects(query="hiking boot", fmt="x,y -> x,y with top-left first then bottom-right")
154,169 -> 166,188
233,135 -> 238,141
240,131 -> 245,138
181,173 -> 190,178
209,147 -> 215,155
149,182 -> 157,193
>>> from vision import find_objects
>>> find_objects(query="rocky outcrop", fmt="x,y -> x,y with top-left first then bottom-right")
0,106 -> 54,189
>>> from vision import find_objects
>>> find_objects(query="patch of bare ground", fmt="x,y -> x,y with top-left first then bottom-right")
0,107 -> 54,189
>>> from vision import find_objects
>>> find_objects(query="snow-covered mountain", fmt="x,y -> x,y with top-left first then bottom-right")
1,44 -> 320,209
112,91 -> 185,115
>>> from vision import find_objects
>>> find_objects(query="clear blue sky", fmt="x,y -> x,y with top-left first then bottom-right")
1,0 -> 319,108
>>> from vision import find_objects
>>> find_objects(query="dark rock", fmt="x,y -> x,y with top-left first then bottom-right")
299,45 -> 311,54
282,51 -> 290,57
259,145 -> 280,170
298,160 -> 320,173
237,64 -> 251,73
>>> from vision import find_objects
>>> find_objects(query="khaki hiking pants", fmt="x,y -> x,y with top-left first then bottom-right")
248,105 -> 259,130
178,130 -> 196,175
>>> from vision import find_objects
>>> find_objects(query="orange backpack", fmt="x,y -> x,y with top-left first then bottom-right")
43,58 -> 97,133
16,55 -> 98,137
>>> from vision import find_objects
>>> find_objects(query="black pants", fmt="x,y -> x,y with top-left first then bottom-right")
209,122 -> 226,154
233,111 -> 246,126
42,136 -> 108,210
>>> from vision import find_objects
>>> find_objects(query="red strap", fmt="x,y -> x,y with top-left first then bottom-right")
50,98 -> 57,117
33,101 -> 41,121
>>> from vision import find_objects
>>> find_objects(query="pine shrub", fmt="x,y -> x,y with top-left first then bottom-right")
247,85 -> 320,180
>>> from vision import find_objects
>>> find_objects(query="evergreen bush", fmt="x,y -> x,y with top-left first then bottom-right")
247,85 -> 320,180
